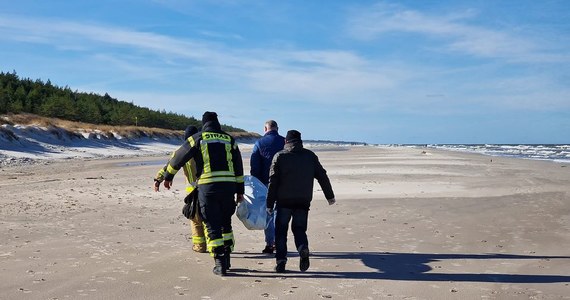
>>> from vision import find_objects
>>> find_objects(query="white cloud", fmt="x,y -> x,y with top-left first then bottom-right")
198,30 -> 244,40
1,11 -> 568,121
245,66 -> 396,98
0,15 -> 420,104
346,2 -> 566,63
0,14 -> 225,61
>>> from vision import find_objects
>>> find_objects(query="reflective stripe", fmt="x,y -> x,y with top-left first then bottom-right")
222,232 -> 234,241
207,238 -> 224,253
203,225 -> 213,256
198,176 -> 238,184
235,175 -> 244,183
202,139 -> 231,144
155,168 -> 165,180
204,224 -> 210,241
182,161 -> 197,193
166,165 -> 178,175
226,143 -> 234,173
187,136 -> 195,147
202,132 -> 231,143
223,232 -> 235,252
182,164 -> 191,181
192,236 -> 206,244
198,132 -> 238,185
200,171 -> 235,178
201,141 -> 211,175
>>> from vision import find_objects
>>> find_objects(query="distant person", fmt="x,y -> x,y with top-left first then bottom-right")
250,120 -> 285,254
266,130 -> 335,273
157,112 -> 244,276
154,125 -> 207,253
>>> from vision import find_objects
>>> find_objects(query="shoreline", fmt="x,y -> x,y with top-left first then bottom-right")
3,143 -> 569,169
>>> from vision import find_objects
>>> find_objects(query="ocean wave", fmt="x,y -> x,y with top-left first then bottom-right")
425,144 -> 570,163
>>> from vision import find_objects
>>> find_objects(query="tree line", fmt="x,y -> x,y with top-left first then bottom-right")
0,71 -> 244,132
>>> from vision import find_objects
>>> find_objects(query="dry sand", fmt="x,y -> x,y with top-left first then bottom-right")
1,146 -> 569,300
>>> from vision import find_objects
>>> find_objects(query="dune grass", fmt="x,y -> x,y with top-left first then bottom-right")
1,113 -> 259,140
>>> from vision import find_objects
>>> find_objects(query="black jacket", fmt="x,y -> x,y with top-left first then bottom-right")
163,120 -> 244,194
266,141 -> 334,210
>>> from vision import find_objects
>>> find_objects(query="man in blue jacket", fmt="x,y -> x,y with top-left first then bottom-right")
250,120 -> 285,254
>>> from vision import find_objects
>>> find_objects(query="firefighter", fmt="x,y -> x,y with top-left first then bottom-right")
159,111 -> 244,276
154,125 -> 207,253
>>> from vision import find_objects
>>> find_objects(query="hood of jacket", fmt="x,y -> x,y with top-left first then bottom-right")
284,140 -> 303,152
202,120 -> 222,132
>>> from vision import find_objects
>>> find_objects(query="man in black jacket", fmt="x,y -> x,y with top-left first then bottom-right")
266,130 -> 336,273
159,111 -> 244,276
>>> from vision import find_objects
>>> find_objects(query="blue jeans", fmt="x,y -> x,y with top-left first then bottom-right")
274,207 -> 309,262
265,211 -> 275,246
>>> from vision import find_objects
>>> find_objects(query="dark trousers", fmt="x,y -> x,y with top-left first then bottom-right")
198,182 -> 237,254
274,207 -> 309,261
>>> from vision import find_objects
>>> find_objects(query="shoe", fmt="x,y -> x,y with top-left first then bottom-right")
192,244 -> 207,253
213,256 -> 227,276
274,260 -> 286,273
299,248 -> 310,272
262,245 -> 275,254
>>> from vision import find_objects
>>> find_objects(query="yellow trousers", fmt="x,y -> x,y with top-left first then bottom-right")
190,212 -> 207,252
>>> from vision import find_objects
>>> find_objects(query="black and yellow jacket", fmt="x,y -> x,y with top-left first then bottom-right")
163,121 -> 244,194
155,153 -> 198,194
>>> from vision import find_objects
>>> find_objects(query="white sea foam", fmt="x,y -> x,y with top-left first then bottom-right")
425,144 -> 570,163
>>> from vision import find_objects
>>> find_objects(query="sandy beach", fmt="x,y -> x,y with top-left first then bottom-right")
1,146 -> 569,300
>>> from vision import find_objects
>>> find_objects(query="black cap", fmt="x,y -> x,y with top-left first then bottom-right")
184,125 -> 198,139
202,111 -> 218,124
285,130 -> 301,143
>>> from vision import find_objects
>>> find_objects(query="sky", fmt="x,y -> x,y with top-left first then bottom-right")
1,0 -> 569,144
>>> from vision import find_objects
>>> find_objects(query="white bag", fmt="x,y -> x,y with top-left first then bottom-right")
236,175 -> 268,230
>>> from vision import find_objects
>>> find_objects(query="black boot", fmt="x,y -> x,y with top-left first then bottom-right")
213,254 -> 227,276
299,248 -> 310,272
224,247 -> 231,270
275,260 -> 286,273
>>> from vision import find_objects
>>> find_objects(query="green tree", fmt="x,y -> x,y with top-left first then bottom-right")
0,70 -> 246,132
9,86 -> 27,113
27,87 -> 43,114
76,96 -> 102,124
0,87 -> 11,114
40,94 -> 76,119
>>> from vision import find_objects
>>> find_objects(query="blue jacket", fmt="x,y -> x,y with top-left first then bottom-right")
250,130 -> 285,185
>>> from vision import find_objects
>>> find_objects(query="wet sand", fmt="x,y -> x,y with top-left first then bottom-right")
1,146 -> 569,299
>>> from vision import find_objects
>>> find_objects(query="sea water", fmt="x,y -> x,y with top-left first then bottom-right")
421,144 -> 570,163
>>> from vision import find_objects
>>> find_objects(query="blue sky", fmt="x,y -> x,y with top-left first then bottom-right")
1,1 -> 569,144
